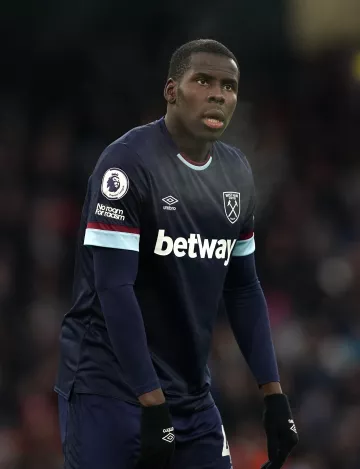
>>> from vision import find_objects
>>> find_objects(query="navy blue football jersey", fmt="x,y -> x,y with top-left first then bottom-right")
55,118 -> 255,411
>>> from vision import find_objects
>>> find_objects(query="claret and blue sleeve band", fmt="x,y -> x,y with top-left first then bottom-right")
84,222 -> 140,251
232,233 -> 255,257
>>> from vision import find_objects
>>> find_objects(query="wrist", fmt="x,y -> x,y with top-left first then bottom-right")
138,388 -> 166,407
263,392 -> 292,417
261,381 -> 282,396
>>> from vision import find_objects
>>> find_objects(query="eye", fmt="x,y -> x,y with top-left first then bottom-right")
196,78 -> 208,86
223,83 -> 234,91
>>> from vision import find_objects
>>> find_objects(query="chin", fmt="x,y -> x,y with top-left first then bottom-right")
188,121 -> 226,141
207,131 -> 223,141
202,128 -> 225,141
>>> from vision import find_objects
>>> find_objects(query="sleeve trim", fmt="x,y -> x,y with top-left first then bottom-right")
87,222 -> 140,234
84,228 -> 140,251
239,231 -> 254,241
232,235 -> 255,257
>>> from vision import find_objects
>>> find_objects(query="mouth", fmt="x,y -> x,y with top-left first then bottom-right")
202,110 -> 225,130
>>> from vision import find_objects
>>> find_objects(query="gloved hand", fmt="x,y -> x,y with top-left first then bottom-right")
135,402 -> 175,469
260,394 -> 299,469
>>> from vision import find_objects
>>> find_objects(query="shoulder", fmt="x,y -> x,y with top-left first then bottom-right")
119,120 -> 161,152
94,120 -> 160,173
215,141 -> 253,176
90,125 -> 160,196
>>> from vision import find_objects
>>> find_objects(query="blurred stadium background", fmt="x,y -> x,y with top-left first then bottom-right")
1,0 -> 360,467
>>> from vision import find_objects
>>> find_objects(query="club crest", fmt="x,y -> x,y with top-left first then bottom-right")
223,192 -> 240,224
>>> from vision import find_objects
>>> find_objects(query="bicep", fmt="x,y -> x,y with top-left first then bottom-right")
224,253 -> 258,291
233,172 -> 256,258
84,143 -> 147,251
93,247 -> 139,291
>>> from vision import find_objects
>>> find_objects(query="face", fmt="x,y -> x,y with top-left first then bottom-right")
165,52 -> 239,140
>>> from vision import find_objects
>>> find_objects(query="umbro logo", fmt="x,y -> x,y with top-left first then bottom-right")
162,195 -> 178,211
162,195 -> 178,205
288,419 -> 297,433
162,427 -> 175,443
162,433 -> 175,443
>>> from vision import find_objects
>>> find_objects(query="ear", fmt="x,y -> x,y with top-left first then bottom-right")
164,78 -> 177,104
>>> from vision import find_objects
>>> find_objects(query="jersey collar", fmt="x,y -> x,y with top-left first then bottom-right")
158,117 -> 213,171
176,152 -> 212,171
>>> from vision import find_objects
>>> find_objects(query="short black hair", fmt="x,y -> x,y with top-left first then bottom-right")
167,39 -> 238,80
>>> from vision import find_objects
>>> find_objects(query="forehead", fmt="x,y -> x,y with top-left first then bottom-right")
187,52 -> 239,79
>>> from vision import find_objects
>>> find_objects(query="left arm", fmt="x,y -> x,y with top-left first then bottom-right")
223,252 -> 281,395
224,160 -> 299,467
224,249 -> 299,468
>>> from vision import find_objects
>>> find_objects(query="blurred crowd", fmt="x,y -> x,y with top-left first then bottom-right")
1,1 -> 360,468
212,50 -> 360,469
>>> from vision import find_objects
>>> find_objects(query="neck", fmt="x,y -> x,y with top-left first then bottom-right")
164,113 -> 211,163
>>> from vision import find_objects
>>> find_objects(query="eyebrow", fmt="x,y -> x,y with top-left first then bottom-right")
193,72 -> 238,86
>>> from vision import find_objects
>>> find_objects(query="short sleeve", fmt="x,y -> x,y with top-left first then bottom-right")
84,142 -> 147,252
232,169 -> 256,257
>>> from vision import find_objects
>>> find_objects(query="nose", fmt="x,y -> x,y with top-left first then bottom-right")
207,86 -> 225,105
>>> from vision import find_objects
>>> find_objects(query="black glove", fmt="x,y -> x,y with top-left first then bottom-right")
260,394 -> 299,469
135,402 -> 175,469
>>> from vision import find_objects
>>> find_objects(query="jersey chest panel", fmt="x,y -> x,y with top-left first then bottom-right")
139,157 -> 248,258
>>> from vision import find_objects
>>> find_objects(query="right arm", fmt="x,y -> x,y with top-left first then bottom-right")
93,247 -> 165,406
84,142 -> 164,407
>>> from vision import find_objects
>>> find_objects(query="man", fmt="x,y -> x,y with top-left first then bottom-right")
55,39 -> 298,469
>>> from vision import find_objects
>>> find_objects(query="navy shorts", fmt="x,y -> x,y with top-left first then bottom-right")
58,393 -> 233,469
